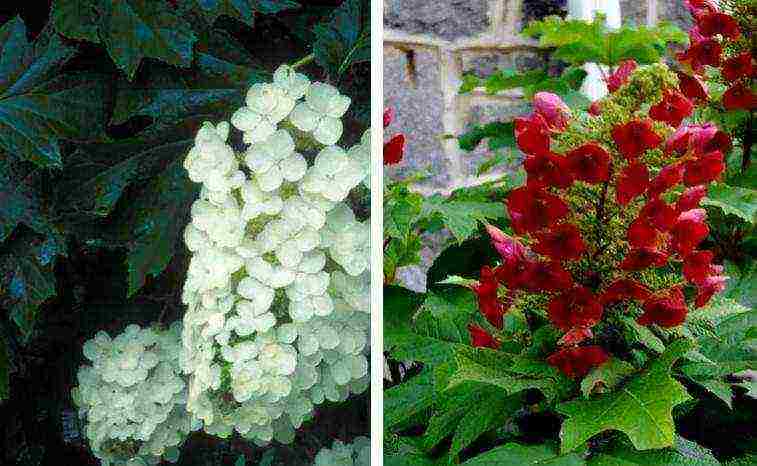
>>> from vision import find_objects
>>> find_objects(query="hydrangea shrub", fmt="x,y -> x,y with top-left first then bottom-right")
313,437 -> 370,466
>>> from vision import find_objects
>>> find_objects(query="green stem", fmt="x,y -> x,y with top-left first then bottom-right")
290,53 -> 315,70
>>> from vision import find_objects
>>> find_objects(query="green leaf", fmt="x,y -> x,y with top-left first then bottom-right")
234,454 -> 245,466
557,339 -> 694,453
384,285 -> 425,343
0,233 -> 60,340
449,391 -> 523,459
385,369 -> 437,431
0,158 -> 55,242
437,275 -> 477,287
580,358 -> 636,398
589,436 -> 720,465
426,235 -> 500,291
123,158 -> 198,296
621,316 -> 665,353
313,0 -> 370,79
424,199 -> 504,243
0,18 -> 105,168
257,449 -> 276,466
51,0 -> 101,43
0,333 -> 9,401
414,289 -> 479,344
458,122 -> 515,152
462,442 -> 584,466
722,261 -> 756,309
191,0 -> 300,26
702,183 -> 757,225
54,1 -> 199,79
384,191 -> 424,239
476,152 -> 510,177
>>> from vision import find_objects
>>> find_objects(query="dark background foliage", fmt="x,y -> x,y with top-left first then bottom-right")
0,1 -> 370,465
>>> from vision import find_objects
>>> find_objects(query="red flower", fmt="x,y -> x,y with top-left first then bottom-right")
684,0 -> 719,17
683,151 -> 724,186
640,197 -> 678,231
665,125 -> 692,156
627,217 -> 659,248
606,60 -> 638,92
721,53 -> 753,81
676,185 -> 707,213
672,209 -> 709,256
547,346 -> 608,379
534,92 -> 571,132
566,143 -> 611,184
384,134 -> 405,165
506,186 -> 569,234
682,250 -> 716,284
722,82 -> 757,111
588,101 -> 602,116
616,162 -> 650,205
548,286 -> 604,332
532,223 -> 587,261
600,279 -> 652,305
695,274 -> 728,308
473,266 -> 506,329
612,120 -> 662,160
383,107 -> 394,128
515,113 -> 551,156
689,124 -> 731,155
678,38 -> 722,71
620,247 -> 669,271
649,90 -> 693,127
522,260 -> 574,292
558,327 -> 594,346
677,72 -> 708,102
648,163 -> 684,198
523,152 -> 573,189
638,287 -> 688,327
468,324 -> 500,349
697,12 -> 741,40
487,225 -> 532,290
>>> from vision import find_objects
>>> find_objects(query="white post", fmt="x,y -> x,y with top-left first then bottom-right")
567,0 -> 622,101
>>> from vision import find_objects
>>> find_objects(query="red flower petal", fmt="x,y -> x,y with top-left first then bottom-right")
522,260 -> 574,292
383,134 -> 405,165
548,286 -> 604,332
683,250 -> 716,285
685,0 -> 719,17
697,12 -> 741,40
689,124 -> 731,155
672,209 -> 709,256
612,120 -> 663,160
506,186 -> 569,234
566,143 -> 611,184
683,151 -> 725,186
588,101 -> 602,116
606,60 -> 638,93
534,92 -> 571,132
616,162 -> 650,205
648,163 -> 684,198
468,324 -> 500,349
676,185 -> 707,213
677,72 -> 708,102
650,90 -> 694,128
515,113 -> 551,156
487,225 -> 532,290
665,125 -> 692,156
641,197 -> 678,231
627,217 -> 659,248
638,287 -> 688,327
678,38 -> 722,71
600,279 -> 652,305
721,53 -> 753,81
558,327 -> 594,346
383,107 -> 394,128
723,82 -> 757,111
473,266 -> 506,329
695,274 -> 728,308
532,223 -> 587,261
523,152 -> 573,189
620,247 -> 669,271
547,346 -> 608,379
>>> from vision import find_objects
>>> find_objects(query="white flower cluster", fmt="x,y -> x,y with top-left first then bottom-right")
72,323 -> 196,466
181,64 -> 370,445
314,437 -> 371,466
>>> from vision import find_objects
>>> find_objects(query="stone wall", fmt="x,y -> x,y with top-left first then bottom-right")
383,0 -> 694,195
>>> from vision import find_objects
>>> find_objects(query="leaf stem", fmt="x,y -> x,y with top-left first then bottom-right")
290,54 -> 315,70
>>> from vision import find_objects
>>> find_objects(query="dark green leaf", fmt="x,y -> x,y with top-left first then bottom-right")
385,369 -> 436,431
426,235 -> 500,290
458,122 -> 515,152
0,18 -> 105,168
313,0 -> 370,79
589,436 -> 720,465
702,183 -> 757,225
0,158 -> 53,242
462,442 -> 584,466
384,285 -> 425,343
191,0 -> 300,26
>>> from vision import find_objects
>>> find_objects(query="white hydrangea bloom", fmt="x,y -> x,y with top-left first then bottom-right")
179,66 -> 370,445
289,82 -> 351,145
73,323 -> 196,466
314,437 -> 371,466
